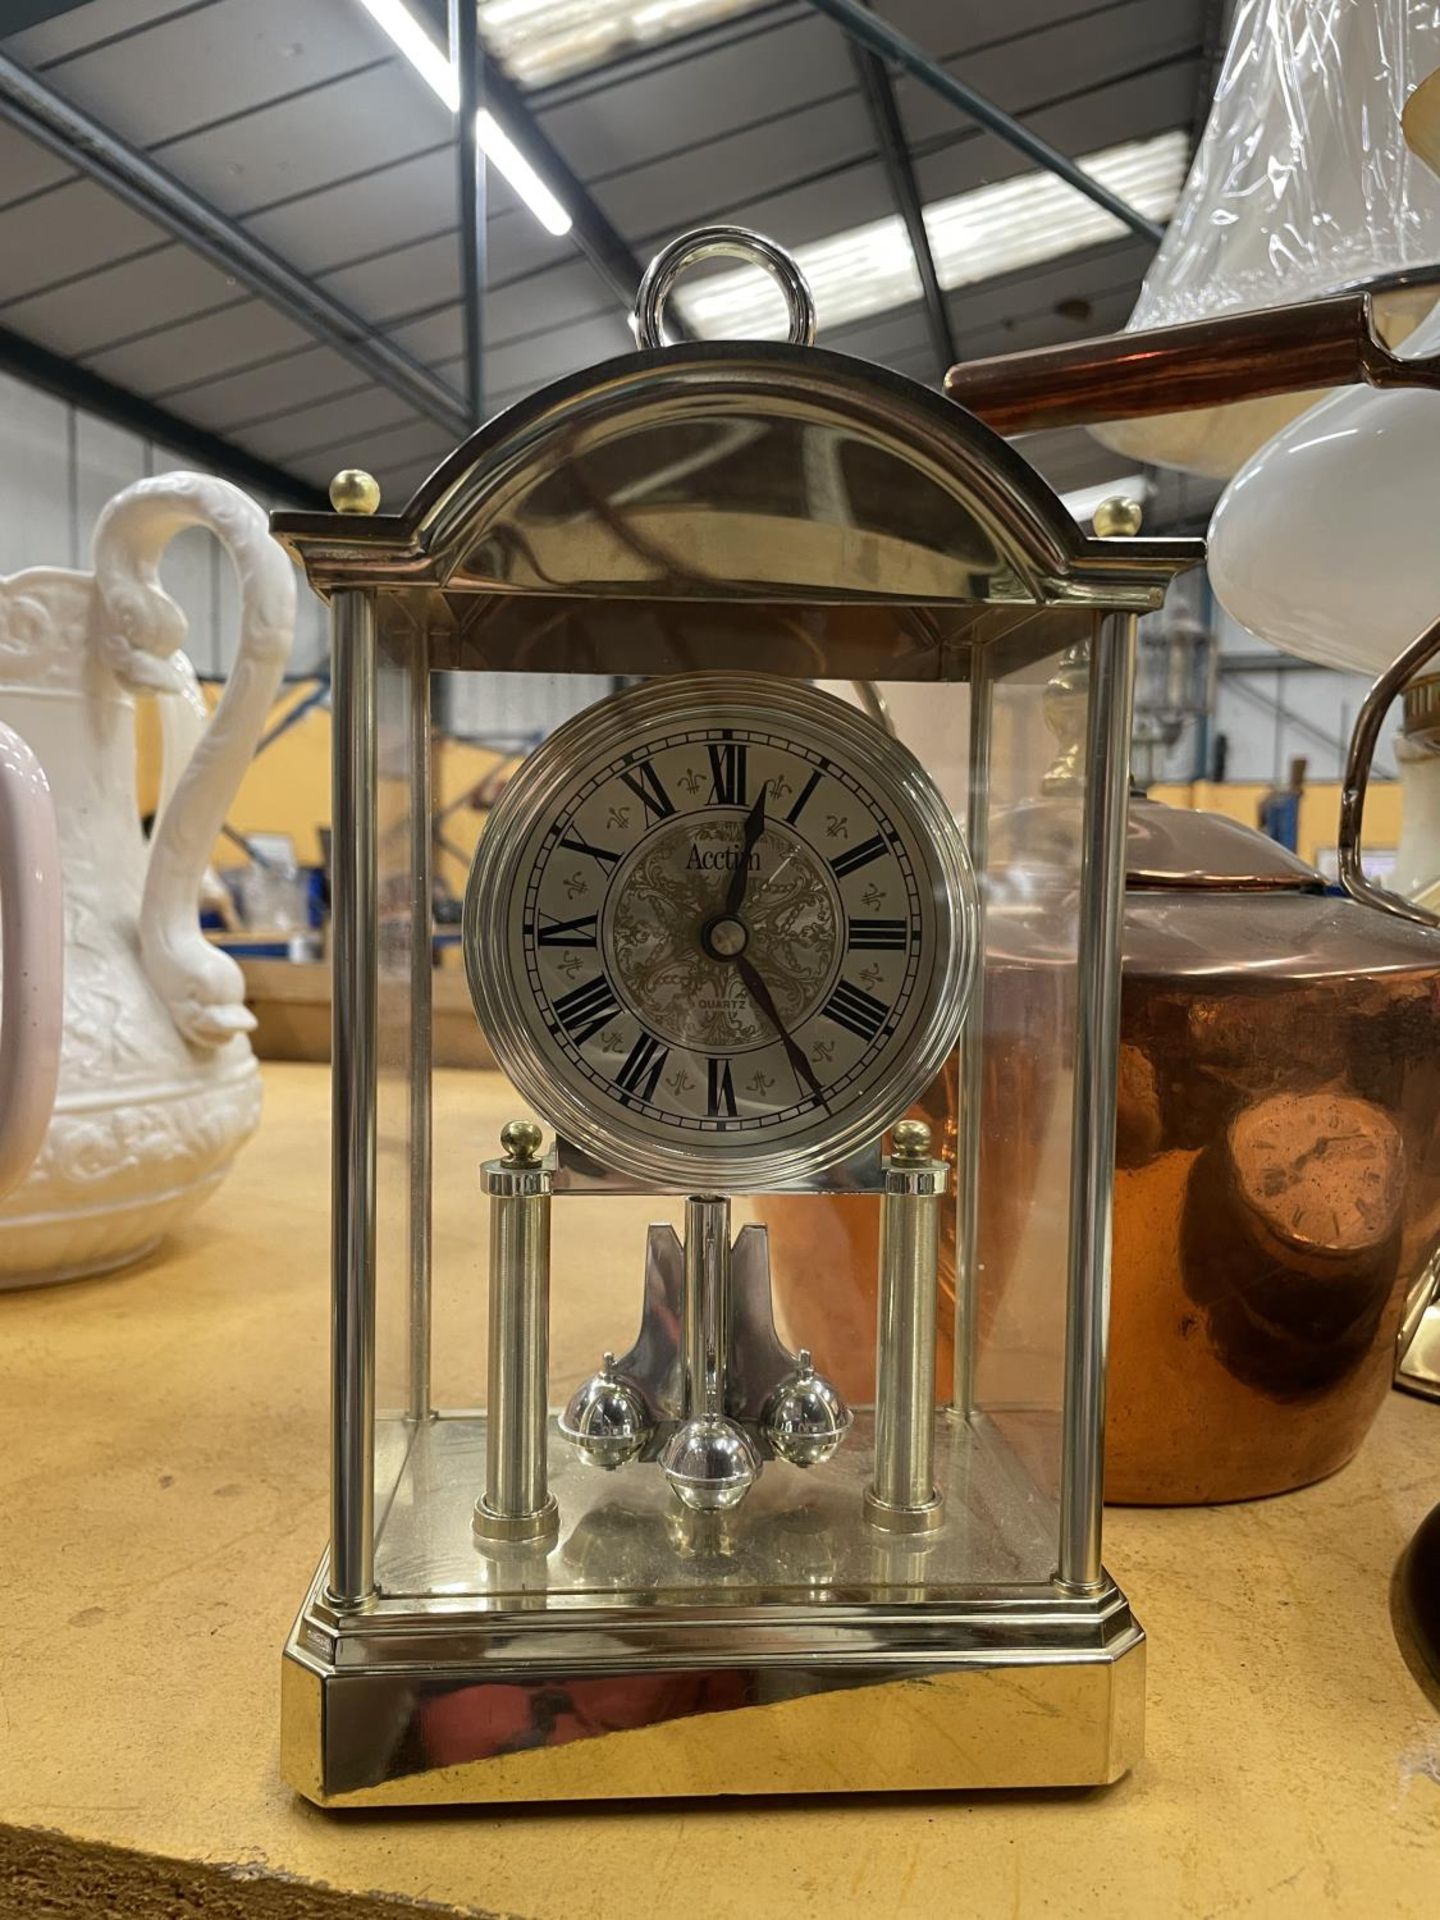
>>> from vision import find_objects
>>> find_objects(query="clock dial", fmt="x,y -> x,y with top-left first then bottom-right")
465,675 -> 975,1190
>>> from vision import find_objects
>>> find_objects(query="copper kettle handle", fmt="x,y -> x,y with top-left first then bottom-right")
1339,612 -> 1440,929
943,290 -> 1440,433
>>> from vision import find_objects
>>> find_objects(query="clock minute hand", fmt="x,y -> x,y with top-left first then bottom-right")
736,953 -> 825,1105
723,786 -> 767,919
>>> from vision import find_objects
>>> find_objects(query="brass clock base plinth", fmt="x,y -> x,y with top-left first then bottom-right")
283,1617 -> 1142,1806
282,1411 -> 1144,1807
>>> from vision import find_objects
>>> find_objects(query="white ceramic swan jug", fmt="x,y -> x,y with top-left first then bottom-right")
0,473 -> 295,1285
0,719 -> 63,1208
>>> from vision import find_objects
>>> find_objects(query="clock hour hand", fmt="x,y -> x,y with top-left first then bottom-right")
723,785 -> 767,918
735,953 -> 825,1105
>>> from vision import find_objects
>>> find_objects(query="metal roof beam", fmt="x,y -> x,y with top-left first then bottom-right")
0,49 -> 472,440
411,2 -> 688,335
0,322 -> 325,506
450,0 -> 486,421
847,29 -> 956,379
806,0 -> 1165,245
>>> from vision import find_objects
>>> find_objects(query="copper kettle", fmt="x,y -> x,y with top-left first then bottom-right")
765,626 -> 1440,1504
1103,791 -> 1440,1501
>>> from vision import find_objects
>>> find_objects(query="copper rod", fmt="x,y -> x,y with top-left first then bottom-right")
943,292 -> 1440,435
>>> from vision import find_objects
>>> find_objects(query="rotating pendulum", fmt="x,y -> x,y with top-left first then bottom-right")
657,1195 -> 762,1512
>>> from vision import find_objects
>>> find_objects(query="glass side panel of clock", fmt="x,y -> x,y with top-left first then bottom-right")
369,643 -> 1085,1601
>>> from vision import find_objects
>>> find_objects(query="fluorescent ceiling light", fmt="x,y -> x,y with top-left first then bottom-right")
474,108 -> 571,235
676,130 -> 1190,340
358,0 -> 458,104
356,0 -> 573,235
479,0 -> 762,87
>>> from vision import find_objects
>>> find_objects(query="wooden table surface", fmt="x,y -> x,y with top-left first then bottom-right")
2,1062 -> 1437,1918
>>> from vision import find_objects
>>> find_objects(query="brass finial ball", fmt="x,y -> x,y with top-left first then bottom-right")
891,1118 -> 932,1164
329,468 -> 381,515
500,1119 -> 544,1165
1092,495 -> 1143,538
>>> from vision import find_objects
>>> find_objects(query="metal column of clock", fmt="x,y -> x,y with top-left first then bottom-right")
327,587 -> 377,1609
474,1121 -> 557,1546
866,1118 -> 948,1533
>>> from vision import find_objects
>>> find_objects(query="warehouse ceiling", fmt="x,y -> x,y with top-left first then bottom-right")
0,0 -> 1216,514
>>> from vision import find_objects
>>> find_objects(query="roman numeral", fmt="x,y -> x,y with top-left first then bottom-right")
785,767 -> 823,826
617,759 -> 675,823
707,741 -> 748,807
614,1032 -> 669,1101
821,979 -> 889,1042
830,833 -> 887,879
707,1056 -> 738,1118
558,831 -> 620,872
847,918 -> 907,951
551,975 -> 620,1045
531,912 -> 598,948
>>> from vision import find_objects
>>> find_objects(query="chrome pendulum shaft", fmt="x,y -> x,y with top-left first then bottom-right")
474,1120 -> 558,1548
685,1194 -> 729,1420
865,1118 -> 947,1534
659,1196 -> 759,1511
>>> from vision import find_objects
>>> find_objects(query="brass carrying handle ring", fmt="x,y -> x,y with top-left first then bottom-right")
1339,611 -> 1440,929
633,225 -> 817,350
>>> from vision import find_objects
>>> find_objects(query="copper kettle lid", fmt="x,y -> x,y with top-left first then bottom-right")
990,791 -> 1438,977
1127,795 -> 1321,892
1125,792 -> 1440,981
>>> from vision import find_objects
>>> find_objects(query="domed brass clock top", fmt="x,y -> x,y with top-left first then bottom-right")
464,674 -> 976,1190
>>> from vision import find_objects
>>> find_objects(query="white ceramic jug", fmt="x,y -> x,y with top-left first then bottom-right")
0,473 -> 295,1285
0,719 -> 63,1203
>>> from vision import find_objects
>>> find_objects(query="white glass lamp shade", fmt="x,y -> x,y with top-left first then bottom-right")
1208,292 -> 1440,673
1095,0 -> 1440,479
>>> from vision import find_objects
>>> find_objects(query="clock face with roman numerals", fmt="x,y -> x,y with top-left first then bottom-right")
464,674 -> 975,1191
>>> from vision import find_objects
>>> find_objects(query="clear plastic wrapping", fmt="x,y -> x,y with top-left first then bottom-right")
1097,0 -> 1440,476
1139,0 -> 1440,325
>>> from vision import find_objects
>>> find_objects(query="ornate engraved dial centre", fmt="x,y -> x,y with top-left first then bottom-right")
607,816 -> 839,1054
